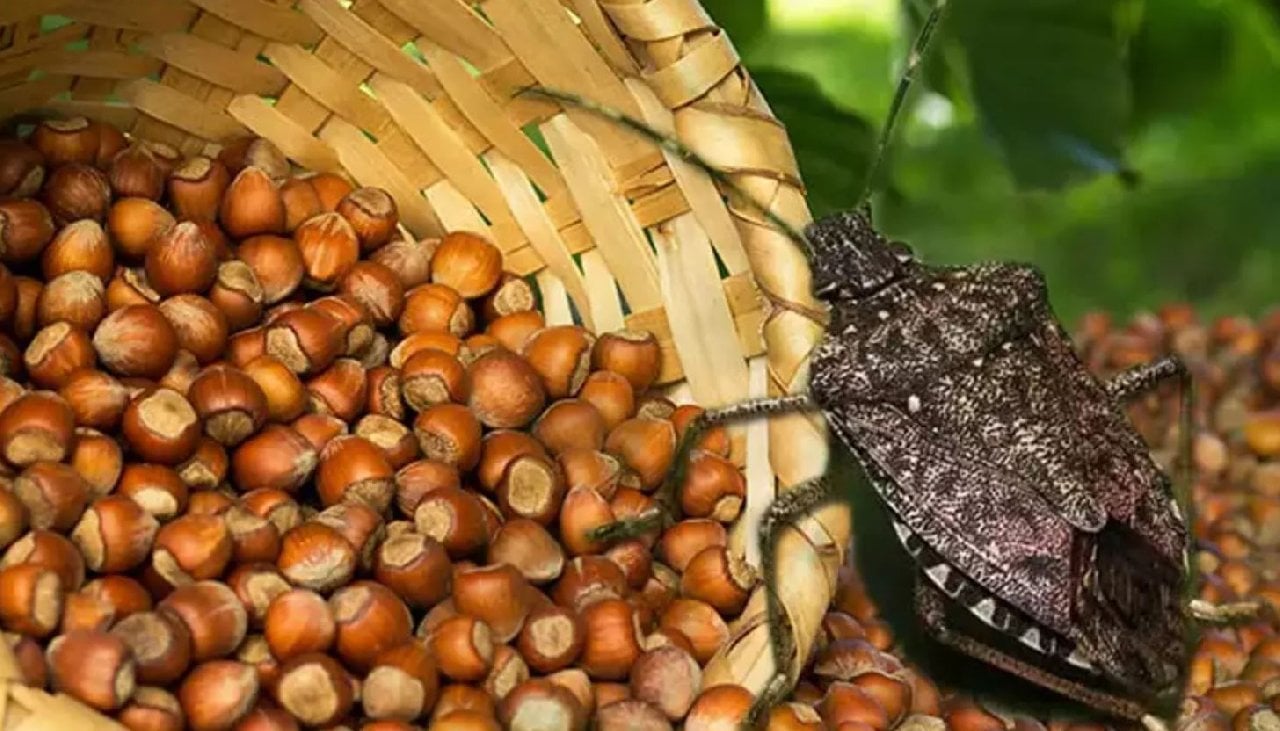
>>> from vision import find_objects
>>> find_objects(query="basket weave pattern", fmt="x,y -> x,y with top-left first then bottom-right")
0,0 -> 848,723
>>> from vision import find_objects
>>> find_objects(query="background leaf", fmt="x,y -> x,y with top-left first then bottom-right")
948,0 -> 1139,188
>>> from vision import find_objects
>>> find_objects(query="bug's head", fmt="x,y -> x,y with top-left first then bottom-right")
806,209 -> 915,302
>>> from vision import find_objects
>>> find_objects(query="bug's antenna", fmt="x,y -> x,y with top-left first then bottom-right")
859,0 -> 950,204
518,86 -> 814,257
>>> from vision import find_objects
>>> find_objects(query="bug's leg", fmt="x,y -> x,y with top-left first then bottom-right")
1186,598 -> 1268,625
589,395 -> 817,543
912,579 -> 1149,722
742,477 -> 839,729
1104,355 -> 1187,402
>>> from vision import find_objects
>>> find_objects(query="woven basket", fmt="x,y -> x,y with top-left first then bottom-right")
0,0 -> 850,725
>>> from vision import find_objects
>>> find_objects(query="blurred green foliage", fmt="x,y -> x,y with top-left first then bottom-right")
704,0 -> 1280,325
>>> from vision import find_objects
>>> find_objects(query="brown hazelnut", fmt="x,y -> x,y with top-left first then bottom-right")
373,531 -> 451,610
354,414 -> 419,469
2,528 -> 86,590
659,520 -> 727,573
659,599 -> 728,665
605,417 -> 676,490
42,219 -> 114,282
111,609 -> 192,686
429,614 -> 495,682
116,463 -> 188,521
577,598 -> 643,680
159,295 -> 230,365
12,276 -> 44,341
480,274 -> 535,321
25,321 -> 96,388
558,486 -> 616,556
466,350 -> 546,429
413,403 -> 481,470
291,411 -> 348,453
118,687 -> 185,731
47,629 -> 136,710
593,331 -> 662,392
31,117 -> 99,166
293,212 -> 359,292
431,231 -> 502,298
121,387 -> 201,464
273,653 -> 355,727
107,197 -> 175,260
630,645 -> 701,720
685,685 -> 752,730
241,355 -> 307,423
277,521 -> 357,593
44,162 -> 112,224
264,587 -> 335,661
680,546 -> 755,616
168,155 -> 230,220
579,371 -> 636,431
680,451 -> 745,522
188,365 -> 269,446
516,603 -> 584,674
329,580 -> 413,672
307,358 -> 368,421
413,486 -> 490,558
0,488 -> 27,551
338,261 -> 403,328
151,513 -> 233,585
36,269 -> 106,332
231,425 -> 317,494
109,143 -> 166,200
389,330 -> 462,367
94,303 -> 179,378
146,221 -> 218,296
488,518 -> 565,586
486,310 -> 544,353
523,326 -> 594,399
316,435 -> 395,511
0,390 -> 75,466
71,494 -> 158,573
0,562 -> 63,637
371,235 -> 436,288
209,260 -> 264,332
0,139 -> 45,198
393,459 -> 461,517
265,306 -> 340,375
400,283 -> 474,337
401,348 -> 468,411
221,167 -> 285,239
159,580 -> 249,660
178,660 -> 260,731
533,399 -> 606,455
453,563 -> 531,643
496,454 -> 566,525
363,641 -> 439,721
105,266 -> 160,310
0,199 -> 56,264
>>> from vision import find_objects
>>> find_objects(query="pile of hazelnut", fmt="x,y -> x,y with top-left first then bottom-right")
0,118 -> 767,731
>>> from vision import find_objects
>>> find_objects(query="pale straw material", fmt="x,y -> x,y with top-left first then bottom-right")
0,0 -> 849,716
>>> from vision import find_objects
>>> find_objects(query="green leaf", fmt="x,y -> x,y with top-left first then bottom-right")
750,67 -> 877,217
1130,0 -> 1233,125
948,0 -> 1140,189
700,0 -> 768,50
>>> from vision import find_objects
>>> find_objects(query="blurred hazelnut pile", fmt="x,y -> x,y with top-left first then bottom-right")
0,118 -> 773,731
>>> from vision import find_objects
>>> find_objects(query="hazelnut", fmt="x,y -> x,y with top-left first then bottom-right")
2,528 -> 86,590
483,644 -> 530,702
0,488 -> 27,551
534,399 -> 606,455
486,310 -> 544,354
71,494 -> 159,573
117,463 -> 188,521
329,580 -> 413,672
578,598 -> 643,680
209,260 -> 265,332
488,518 -> 565,586
264,588 -> 335,661
12,276 -> 44,341
523,326 -> 594,399
220,167 -> 285,239
47,629 -> 136,710
312,502 -> 385,572
111,609 -> 193,686
307,358 -> 368,421
685,685 -> 753,730
467,350 -> 546,428
273,653 -> 355,727
0,390 -> 75,466
401,348 -> 468,411
295,212 -> 359,291
42,219 -> 114,282
363,641 -> 439,721
242,355 -> 307,423
231,425 -> 317,493
0,139 -> 45,198
390,330 -> 462,367
335,187 -> 398,252
241,488 -> 303,536
105,266 -> 160,310
107,198 -> 175,261
400,282 -> 474,337
413,403 -> 482,470
118,687 -> 185,731
413,486 -> 490,558
94,303 -> 179,378
430,231 -> 502,298
159,580 -> 249,660
393,458 -> 460,517
372,531 -> 452,610
596,700 -> 672,730
44,163 -> 112,224
558,486 -> 616,556
31,117 -> 99,166
338,261 -> 403,327
516,603 -> 583,674
630,645 -> 701,720
225,562 -> 288,625
453,563 -> 532,643
277,521 -> 357,593
188,365 -> 269,446
579,371 -> 636,430
497,453 -> 566,525
354,414 -> 419,468
0,562 -> 63,637
159,295 -> 230,365
659,520 -> 727,572
265,306 -> 341,376
36,269 -> 106,331
371,236 -> 436,289
281,177 -> 323,232
680,451 -> 745,522
121,387 -> 202,464
593,331 -> 662,392
151,513 -> 233,585
429,614 -> 495,682
25,321 -> 97,388
109,143 -> 166,200
178,660 -> 260,731
659,599 -> 729,664
559,448 -> 623,497
0,199 -> 56,263
316,435 -> 395,511
237,235 -> 304,304
480,274 -> 535,321
146,221 -> 218,296
605,417 -> 676,490
170,156 -> 231,222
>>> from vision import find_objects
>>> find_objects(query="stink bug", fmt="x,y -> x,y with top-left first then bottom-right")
524,0 -> 1262,725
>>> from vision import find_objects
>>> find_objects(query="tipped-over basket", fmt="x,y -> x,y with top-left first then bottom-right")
0,0 -> 848,725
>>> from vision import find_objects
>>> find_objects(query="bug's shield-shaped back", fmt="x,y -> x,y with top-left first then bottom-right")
805,213 -> 1190,714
